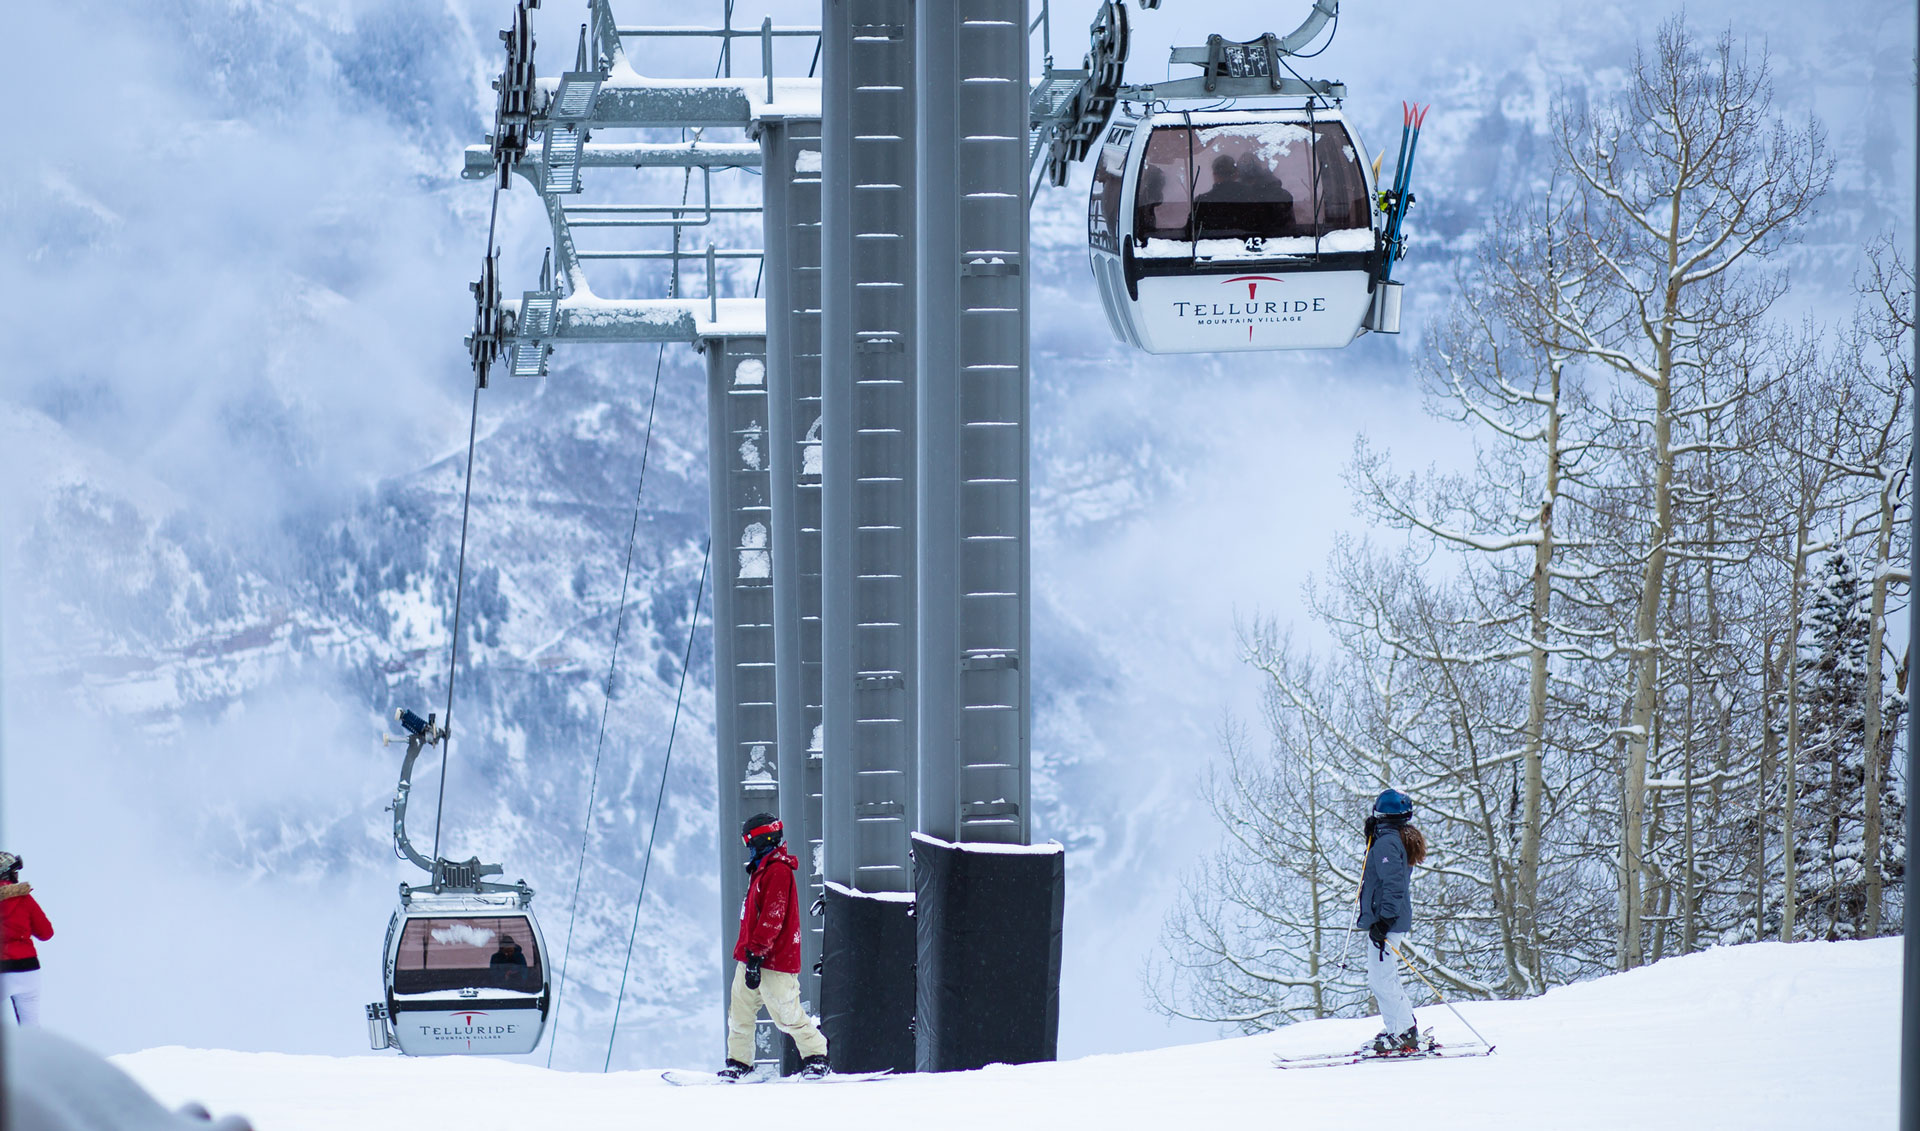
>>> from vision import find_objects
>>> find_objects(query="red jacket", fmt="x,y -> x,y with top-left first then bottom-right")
732,846 -> 803,974
1,883 -> 53,972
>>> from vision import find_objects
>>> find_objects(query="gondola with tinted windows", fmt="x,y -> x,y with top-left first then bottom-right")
365,709 -> 550,1056
1046,4 -> 1427,353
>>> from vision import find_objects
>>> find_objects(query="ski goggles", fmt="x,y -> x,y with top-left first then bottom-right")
743,819 -> 783,845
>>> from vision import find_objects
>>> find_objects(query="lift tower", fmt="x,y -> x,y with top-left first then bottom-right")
463,0 -> 1062,1074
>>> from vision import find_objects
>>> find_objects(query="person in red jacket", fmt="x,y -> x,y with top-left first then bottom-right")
0,852 -> 54,1026
721,814 -> 828,1079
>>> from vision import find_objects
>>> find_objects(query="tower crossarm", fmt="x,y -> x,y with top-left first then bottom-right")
542,74 -> 821,129
502,294 -> 766,344
463,140 -> 763,181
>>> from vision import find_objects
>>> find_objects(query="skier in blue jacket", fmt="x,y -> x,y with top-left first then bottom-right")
1357,789 -> 1428,1054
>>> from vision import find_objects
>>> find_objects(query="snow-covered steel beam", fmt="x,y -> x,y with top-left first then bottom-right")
1117,75 -> 1344,102
501,295 -> 765,343
462,141 -> 763,180
536,72 -> 821,129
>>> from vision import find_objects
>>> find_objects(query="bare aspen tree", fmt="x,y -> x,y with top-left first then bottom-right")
1832,236 -> 1913,935
1761,363 -> 1857,939
1505,19 -> 1828,967
1646,324 -> 1788,958
1755,631 -> 1783,935
1346,197 -> 1608,990
1758,310 -> 1889,940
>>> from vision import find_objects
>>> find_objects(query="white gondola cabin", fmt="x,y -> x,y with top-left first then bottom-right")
367,710 -> 551,1056
1088,106 -> 1398,353
370,888 -> 550,1056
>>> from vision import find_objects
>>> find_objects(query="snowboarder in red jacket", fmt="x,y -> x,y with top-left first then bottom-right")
0,852 -> 53,1025
721,814 -> 828,1079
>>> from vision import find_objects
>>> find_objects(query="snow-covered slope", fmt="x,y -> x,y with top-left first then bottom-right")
112,938 -> 1897,1131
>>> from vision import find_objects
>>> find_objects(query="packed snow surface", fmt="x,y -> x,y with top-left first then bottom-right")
111,939 -> 1895,1130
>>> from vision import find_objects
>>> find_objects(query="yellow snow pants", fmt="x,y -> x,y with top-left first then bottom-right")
725,961 -> 828,1064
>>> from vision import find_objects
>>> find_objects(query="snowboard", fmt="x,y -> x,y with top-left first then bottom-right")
768,1069 -> 894,1085
661,1068 -> 894,1086
661,1068 -> 771,1086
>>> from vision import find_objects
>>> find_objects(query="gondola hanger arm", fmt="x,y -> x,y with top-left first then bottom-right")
384,707 -> 518,896
1275,0 -> 1339,56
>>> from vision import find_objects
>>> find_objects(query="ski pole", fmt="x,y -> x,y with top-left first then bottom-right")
1389,942 -> 1496,1051
1331,836 -> 1372,973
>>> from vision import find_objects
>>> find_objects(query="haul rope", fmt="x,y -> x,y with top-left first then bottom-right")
604,537 -> 713,1072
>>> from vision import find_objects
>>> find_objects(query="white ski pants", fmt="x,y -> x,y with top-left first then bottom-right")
726,962 -> 827,1065
2,969 -> 41,1026
1366,931 -> 1415,1035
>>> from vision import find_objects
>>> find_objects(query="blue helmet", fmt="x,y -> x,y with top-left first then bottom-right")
1373,789 -> 1413,817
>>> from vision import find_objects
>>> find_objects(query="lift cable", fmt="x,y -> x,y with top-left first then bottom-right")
604,536 -> 713,1072
429,175 -> 507,871
544,158 -> 700,1067
542,347 -> 669,1068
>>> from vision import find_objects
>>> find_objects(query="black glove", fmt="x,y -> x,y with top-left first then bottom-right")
744,954 -> 763,990
1369,918 -> 1395,953
1364,815 -> 1379,842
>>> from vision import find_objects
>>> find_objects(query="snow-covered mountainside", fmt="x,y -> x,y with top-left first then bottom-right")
109,937 -> 1898,1130
2,0 -> 1913,1069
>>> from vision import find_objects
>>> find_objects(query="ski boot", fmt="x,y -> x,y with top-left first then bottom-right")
799,1054 -> 831,1079
716,1058 -> 756,1081
1371,1026 -> 1421,1056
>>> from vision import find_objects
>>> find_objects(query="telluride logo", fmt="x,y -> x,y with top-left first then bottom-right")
1170,298 -> 1329,317
414,1011 -> 521,1049
421,1024 -> 517,1035
1169,276 -> 1328,341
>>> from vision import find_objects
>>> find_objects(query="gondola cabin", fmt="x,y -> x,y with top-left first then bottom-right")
1088,106 -> 1396,353
371,889 -> 549,1055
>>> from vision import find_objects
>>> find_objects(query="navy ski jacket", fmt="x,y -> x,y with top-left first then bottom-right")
1357,825 -> 1412,932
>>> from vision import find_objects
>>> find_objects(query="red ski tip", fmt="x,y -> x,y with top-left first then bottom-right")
1414,103 -> 1432,128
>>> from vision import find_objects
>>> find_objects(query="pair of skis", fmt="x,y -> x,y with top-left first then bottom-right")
1274,1029 -> 1494,1070
1377,100 -> 1430,282
661,1068 -> 894,1087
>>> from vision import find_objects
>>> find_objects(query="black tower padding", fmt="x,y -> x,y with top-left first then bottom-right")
912,833 -> 1065,1072
820,883 -> 917,1073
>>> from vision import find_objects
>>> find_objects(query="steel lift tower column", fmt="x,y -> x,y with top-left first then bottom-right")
913,0 -> 1063,1073
759,107 -> 826,1036
816,0 -> 921,1075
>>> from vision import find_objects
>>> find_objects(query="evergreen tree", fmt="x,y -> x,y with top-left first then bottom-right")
1792,549 -> 1884,939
